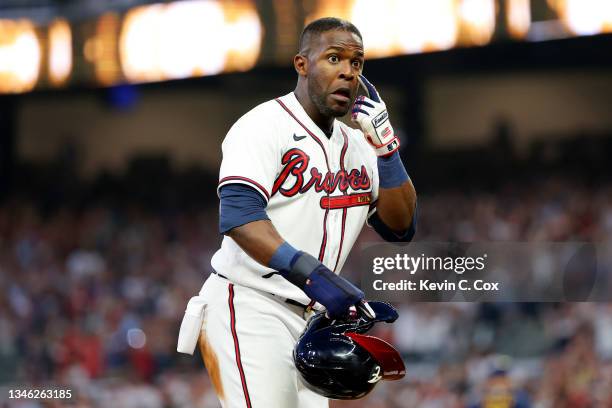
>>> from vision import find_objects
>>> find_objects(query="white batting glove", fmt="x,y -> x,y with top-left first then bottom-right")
351,75 -> 400,157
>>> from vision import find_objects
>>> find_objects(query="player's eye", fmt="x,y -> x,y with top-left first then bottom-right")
352,60 -> 362,69
328,54 -> 339,64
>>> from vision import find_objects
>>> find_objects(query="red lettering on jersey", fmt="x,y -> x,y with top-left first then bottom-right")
273,148 -> 371,197
272,148 -> 309,196
300,168 -> 321,193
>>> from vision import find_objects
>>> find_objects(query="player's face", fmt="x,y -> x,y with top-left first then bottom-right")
307,30 -> 364,118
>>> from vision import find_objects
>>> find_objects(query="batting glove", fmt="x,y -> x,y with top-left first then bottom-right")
283,251 -> 364,319
351,75 -> 400,157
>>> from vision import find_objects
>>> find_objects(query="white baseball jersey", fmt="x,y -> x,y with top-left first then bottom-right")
211,92 -> 379,305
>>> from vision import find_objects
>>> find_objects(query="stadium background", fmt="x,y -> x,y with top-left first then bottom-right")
1,0 -> 612,406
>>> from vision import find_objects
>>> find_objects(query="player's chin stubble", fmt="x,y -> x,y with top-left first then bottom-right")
308,82 -> 347,118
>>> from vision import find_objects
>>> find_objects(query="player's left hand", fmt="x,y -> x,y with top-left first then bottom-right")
351,75 -> 400,157
303,263 -> 365,319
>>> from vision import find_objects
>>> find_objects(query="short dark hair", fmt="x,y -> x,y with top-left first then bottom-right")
298,17 -> 362,53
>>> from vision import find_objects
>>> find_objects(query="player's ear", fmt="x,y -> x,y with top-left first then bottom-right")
294,54 -> 308,76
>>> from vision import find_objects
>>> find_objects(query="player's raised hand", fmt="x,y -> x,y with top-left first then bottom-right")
351,75 -> 400,157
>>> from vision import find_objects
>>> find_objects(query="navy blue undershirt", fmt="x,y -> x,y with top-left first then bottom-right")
219,184 -> 269,234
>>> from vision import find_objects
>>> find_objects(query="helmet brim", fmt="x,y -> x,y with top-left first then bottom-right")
346,332 -> 406,380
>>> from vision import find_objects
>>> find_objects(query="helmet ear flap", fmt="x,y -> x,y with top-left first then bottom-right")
345,333 -> 405,380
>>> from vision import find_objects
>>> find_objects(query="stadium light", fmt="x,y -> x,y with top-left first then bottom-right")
308,0 -> 458,57
48,19 -> 72,87
119,0 -> 262,82
395,0 -> 458,53
506,0 -> 531,39
0,19 -> 41,93
118,5 -> 163,82
84,13 -> 121,86
351,0 -> 402,58
211,2 -> 262,72
551,0 -> 612,35
158,1 -> 227,78
457,0 -> 497,46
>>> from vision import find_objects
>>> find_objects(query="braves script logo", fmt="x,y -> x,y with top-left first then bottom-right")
271,148 -> 371,197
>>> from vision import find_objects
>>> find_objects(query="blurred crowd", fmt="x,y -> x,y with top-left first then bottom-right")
1,175 -> 612,407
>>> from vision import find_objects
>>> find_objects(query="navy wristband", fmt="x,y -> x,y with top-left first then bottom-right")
378,151 -> 409,189
268,242 -> 300,273
274,250 -> 365,317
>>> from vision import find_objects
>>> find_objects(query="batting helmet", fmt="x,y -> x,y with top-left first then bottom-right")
293,301 -> 405,400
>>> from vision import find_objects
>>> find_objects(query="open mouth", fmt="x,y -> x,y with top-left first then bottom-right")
331,88 -> 351,102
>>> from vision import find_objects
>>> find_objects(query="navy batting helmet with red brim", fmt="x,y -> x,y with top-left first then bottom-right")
293,301 -> 406,400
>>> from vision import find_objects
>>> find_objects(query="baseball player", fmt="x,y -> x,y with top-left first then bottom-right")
177,17 -> 417,407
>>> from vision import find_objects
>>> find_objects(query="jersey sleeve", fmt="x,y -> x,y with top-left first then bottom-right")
217,107 -> 282,203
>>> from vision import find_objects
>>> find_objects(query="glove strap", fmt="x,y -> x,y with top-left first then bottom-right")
373,137 -> 400,157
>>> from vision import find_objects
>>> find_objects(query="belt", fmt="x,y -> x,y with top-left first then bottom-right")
284,298 -> 310,309
211,270 -> 311,311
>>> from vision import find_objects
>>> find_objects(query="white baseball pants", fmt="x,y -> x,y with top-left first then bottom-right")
194,273 -> 328,408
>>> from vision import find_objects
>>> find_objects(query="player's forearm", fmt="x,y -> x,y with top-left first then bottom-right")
376,180 -> 417,233
229,220 -> 364,318
228,220 -> 285,267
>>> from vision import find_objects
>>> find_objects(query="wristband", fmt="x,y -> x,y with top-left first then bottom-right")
268,244 -> 327,290
268,241 -> 300,273
378,151 -> 409,189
